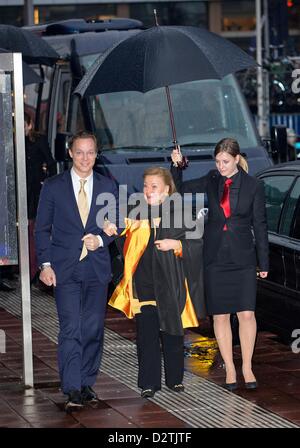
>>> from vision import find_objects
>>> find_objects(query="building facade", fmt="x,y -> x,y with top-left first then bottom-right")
0,1 -> 299,51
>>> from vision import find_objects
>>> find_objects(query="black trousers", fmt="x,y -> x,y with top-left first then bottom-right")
135,305 -> 184,390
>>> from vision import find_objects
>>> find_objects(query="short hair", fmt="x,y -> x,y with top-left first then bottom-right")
143,166 -> 177,195
68,131 -> 97,151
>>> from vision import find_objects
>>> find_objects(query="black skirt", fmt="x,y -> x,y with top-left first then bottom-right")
204,233 -> 257,315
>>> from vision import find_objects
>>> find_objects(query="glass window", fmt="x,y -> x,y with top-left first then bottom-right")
280,177 -> 300,237
222,1 -> 255,31
37,5 -> 116,24
0,6 -> 23,26
292,204 -> 300,240
70,96 -> 85,134
84,74 -> 259,151
24,65 -> 54,134
261,175 -> 295,233
56,72 -> 71,133
129,2 -> 207,27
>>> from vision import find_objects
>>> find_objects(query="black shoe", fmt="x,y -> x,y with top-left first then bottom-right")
245,381 -> 258,390
0,282 -> 15,292
64,390 -> 83,411
81,385 -> 98,403
223,382 -> 238,392
141,388 -> 155,398
168,384 -> 185,393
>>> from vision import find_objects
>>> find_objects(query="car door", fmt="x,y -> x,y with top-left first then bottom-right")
257,174 -> 295,330
279,176 -> 300,334
261,174 -> 295,286
291,199 -> 300,292
279,177 -> 300,290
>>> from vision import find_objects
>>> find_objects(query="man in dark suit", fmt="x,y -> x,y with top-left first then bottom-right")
35,131 -> 118,410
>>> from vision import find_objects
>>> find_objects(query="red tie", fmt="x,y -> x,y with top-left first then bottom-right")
220,178 -> 233,231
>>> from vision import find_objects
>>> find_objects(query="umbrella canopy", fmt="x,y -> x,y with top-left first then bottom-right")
0,48 -> 43,85
75,25 -> 256,97
0,24 -> 59,66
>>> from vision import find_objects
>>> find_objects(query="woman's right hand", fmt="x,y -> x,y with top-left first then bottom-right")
103,219 -> 118,236
171,146 -> 183,166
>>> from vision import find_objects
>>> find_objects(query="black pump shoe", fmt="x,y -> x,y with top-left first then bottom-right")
223,382 -> 237,392
245,381 -> 258,390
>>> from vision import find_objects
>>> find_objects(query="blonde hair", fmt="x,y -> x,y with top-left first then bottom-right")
214,138 -> 249,173
143,166 -> 177,195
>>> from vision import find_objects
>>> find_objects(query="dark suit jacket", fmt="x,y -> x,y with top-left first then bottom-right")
25,135 -> 57,219
171,166 -> 269,271
35,170 -> 118,285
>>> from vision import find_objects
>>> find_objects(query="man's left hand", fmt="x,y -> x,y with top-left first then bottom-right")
82,234 -> 100,251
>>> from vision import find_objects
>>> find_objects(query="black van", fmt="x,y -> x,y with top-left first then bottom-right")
24,18 -> 273,193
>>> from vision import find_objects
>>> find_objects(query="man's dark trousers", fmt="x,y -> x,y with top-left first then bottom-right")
55,257 -> 107,394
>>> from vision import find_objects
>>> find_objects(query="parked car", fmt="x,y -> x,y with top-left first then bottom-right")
256,161 -> 300,342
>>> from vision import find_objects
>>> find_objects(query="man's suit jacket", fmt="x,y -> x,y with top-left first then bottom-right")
35,170 -> 118,285
171,167 -> 269,271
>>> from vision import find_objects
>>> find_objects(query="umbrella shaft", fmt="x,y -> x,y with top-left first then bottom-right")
165,86 -> 178,149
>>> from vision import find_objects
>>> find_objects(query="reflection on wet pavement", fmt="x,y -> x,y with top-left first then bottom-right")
184,337 -> 219,372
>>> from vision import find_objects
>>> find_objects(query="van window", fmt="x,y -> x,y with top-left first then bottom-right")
24,65 -> 53,133
83,73 -> 259,151
261,175 -> 295,233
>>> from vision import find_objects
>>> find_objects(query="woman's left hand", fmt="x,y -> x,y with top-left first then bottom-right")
258,271 -> 268,278
155,239 -> 180,251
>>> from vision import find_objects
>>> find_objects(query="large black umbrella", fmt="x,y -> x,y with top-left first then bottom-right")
76,26 -> 256,96
0,25 -> 59,66
0,48 -> 43,85
75,25 -> 256,158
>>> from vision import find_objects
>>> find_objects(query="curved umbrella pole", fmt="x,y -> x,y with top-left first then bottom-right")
165,85 -> 188,169
154,10 -> 188,169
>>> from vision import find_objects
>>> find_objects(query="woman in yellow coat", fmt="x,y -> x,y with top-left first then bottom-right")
104,167 -> 206,399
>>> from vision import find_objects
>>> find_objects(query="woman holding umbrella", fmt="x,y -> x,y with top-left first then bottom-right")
171,138 -> 269,391
103,166 -> 206,398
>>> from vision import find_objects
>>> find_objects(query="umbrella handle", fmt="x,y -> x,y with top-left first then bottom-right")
174,143 -> 181,155
172,144 -> 188,169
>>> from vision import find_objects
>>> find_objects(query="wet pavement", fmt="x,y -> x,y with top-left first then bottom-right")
0,284 -> 300,429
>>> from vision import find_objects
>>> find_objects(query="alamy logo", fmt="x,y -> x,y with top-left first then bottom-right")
292,69 -> 300,94
291,329 -> 300,354
0,329 -> 5,354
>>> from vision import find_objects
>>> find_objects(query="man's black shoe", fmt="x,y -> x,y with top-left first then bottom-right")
141,388 -> 155,399
81,386 -> 98,403
168,384 -> 185,393
64,390 -> 83,411
0,282 -> 15,292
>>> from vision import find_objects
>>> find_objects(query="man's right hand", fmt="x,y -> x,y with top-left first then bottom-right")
39,266 -> 56,287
